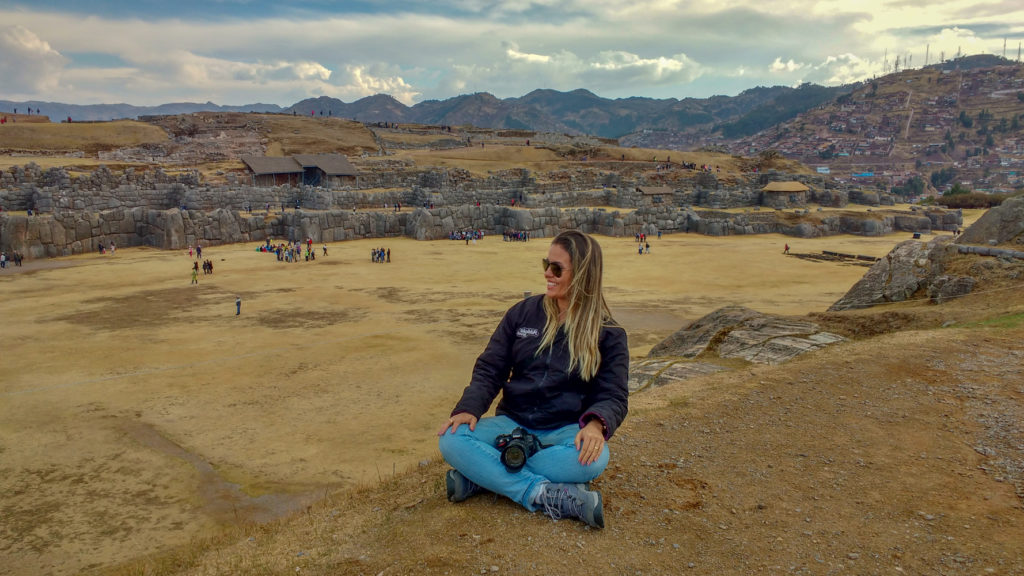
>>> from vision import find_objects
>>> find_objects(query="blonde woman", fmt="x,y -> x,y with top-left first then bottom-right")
438,230 -> 629,528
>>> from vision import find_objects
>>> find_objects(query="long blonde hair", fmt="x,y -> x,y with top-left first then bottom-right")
538,230 -> 615,381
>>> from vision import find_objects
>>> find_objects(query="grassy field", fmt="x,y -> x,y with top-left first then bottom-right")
0,227 -> 949,576
0,120 -> 168,153
257,116 -> 378,157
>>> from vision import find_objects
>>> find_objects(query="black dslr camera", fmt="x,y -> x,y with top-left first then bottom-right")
495,427 -> 545,472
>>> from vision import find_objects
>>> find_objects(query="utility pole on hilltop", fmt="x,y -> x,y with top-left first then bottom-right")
925,44 -> 930,66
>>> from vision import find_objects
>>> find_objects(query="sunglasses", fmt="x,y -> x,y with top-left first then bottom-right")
542,258 -> 568,278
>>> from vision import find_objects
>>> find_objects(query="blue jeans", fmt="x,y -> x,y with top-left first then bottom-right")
438,415 -> 609,511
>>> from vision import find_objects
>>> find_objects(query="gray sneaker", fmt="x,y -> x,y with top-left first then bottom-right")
537,483 -> 604,529
446,469 -> 485,502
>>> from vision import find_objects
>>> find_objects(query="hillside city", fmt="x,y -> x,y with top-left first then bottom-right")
630,59 -> 1024,198
3,57 -> 1024,202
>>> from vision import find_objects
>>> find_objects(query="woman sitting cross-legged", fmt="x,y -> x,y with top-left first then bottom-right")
437,230 -> 629,528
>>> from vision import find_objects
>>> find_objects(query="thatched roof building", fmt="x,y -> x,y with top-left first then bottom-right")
761,180 -> 810,209
636,186 -> 674,205
241,154 -> 358,188
762,181 -> 810,193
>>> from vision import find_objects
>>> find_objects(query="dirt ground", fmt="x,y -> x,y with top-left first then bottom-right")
1,226 -> 1021,575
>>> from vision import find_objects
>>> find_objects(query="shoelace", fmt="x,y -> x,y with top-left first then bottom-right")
541,486 -> 583,521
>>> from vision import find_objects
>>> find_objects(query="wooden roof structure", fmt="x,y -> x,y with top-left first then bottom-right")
762,181 -> 810,193
240,156 -> 302,175
241,154 -> 358,176
293,154 -> 358,176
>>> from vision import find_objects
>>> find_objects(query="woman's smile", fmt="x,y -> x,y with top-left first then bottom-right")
544,244 -> 572,310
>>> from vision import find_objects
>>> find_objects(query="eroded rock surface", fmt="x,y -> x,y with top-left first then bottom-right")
958,196 -> 1024,247
631,306 -> 845,392
829,236 -> 955,310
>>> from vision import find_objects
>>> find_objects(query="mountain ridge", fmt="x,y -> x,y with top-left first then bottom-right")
1,84 -> 847,140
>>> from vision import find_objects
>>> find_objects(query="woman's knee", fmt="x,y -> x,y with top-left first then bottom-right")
438,429 -> 466,458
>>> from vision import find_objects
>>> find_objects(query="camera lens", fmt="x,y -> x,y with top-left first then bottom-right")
501,445 -> 527,470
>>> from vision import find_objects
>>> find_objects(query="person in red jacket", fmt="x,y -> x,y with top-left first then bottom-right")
438,230 -> 628,528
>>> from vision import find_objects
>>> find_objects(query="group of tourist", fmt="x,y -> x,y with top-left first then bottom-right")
634,232 -> 651,255
449,230 -> 485,242
98,241 -> 116,255
0,250 -> 23,268
261,240 -> 319,263
371,247 -> 391,263
503,229 -> 530,242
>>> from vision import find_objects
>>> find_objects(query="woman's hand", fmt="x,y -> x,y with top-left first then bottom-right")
575,419 -> 606,466
438,412 -> 477,435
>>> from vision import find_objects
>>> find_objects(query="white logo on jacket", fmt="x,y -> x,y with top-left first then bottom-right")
516,327 -> 540,338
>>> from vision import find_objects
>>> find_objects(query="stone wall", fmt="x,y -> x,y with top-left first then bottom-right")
1,203 -> 961,261
3,162 -> 958,260
2,163 -> 870,215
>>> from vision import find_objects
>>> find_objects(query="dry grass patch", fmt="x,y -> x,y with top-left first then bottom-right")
375,131 -> 466,146
0,120 -> 168,154
0,157 -> 151,172
2,230 -> 1019,576
257,116 -> 378,156
394,144 -> 570,175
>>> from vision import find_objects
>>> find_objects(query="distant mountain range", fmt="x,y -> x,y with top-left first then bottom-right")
4,55 -> 1019,148
1,85 -> 852,141
283,86 -> 854,139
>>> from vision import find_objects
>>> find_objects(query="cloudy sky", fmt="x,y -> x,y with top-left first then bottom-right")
1,1 -> 1021,107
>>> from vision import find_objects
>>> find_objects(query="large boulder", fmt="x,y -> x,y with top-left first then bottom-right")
958,196 -> 1024,247
647,305 -> 844,365
927,275 -> 977,304
829,237 -> 953,310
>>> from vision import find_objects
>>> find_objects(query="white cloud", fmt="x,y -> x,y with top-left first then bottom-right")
926,26 -> 990,60
462,44 -> 703,96
815,52 -> 880,84
0,2 -> 1021,105
590,51 -> 702,84
770,58 -> 806,73
813,53 -> 880,85
0,25 -> 67,97
765,52 -> 882,88
505,42 -> 552,64
334,65 -> 421,104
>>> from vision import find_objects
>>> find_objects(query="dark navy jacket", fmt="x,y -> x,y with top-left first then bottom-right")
452,295 -> 629,439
